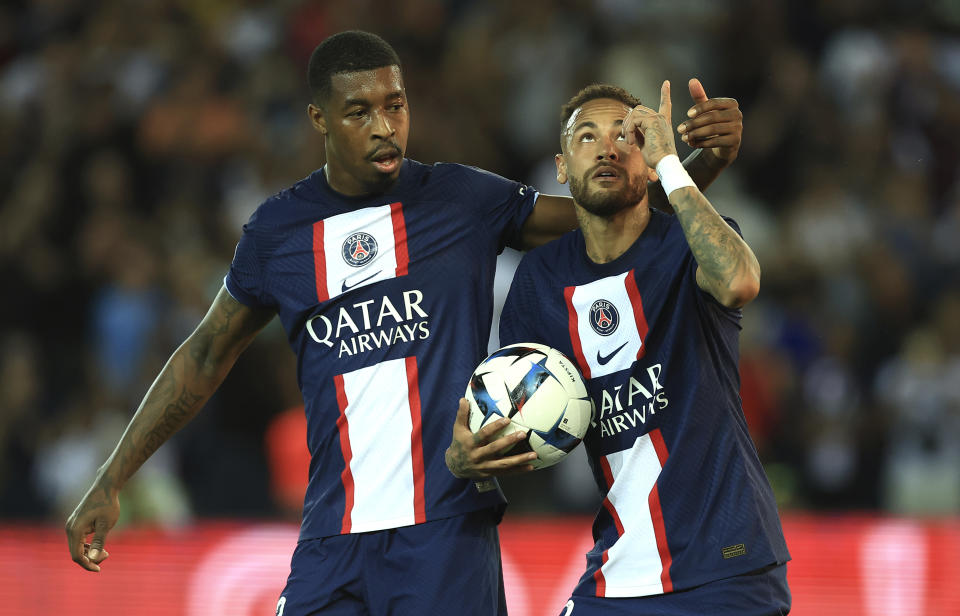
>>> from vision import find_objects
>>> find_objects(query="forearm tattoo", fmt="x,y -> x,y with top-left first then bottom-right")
111,294 -> 255,485
671,189 -> 757,299
189,297 -> 245,373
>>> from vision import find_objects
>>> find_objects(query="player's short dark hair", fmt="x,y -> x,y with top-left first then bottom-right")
559,84 -> 641,146
307,31 -> 402,105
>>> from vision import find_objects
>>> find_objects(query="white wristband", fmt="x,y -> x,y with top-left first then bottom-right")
655,154 -> 696,197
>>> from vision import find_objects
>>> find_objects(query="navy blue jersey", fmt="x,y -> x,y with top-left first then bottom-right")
500,208 -> 789,598
225,159 -> 538,540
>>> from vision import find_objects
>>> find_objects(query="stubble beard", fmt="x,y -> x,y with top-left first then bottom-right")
569,172 -> 646,218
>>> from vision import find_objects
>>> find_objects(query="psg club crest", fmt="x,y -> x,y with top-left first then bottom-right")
342,232 -> 378,267
589,299 -> 619,336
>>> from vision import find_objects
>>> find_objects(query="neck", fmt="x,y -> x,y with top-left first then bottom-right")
576,198 -> 651,264
323,162 -> 398,198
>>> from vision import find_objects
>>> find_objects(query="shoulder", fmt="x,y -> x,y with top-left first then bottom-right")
243,171 -> 323,230
516,230 -> 579,275
660,208 -> 741,235
656,209 -> 742,246
430,161 -> 495,179
399,161 -> 531,211
426,162 -> 523,191
389,160 -> 473,198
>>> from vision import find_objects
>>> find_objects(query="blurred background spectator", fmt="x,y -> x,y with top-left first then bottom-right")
1,0 -> 957,524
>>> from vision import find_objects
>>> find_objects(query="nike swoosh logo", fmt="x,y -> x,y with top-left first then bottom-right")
596,342 -> 628,365
341,270 -> 382,292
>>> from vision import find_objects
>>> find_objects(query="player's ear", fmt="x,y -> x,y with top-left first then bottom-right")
647,165 -> 658,184
308,103 -> 327,135
555,153 -> 568,185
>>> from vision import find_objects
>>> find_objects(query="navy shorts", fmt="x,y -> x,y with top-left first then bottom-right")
276,508 -> 506,616
557,564 -> 790,616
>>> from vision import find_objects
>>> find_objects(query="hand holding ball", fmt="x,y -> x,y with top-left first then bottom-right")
465,343 -> 594,469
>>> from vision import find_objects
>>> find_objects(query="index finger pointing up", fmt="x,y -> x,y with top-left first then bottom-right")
659,80 -> 672,125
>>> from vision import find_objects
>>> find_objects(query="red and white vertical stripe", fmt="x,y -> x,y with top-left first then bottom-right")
312,202 -> 409,303
593,428 -> 672,597
333,356 -> 426,533
565,270 -> 648,379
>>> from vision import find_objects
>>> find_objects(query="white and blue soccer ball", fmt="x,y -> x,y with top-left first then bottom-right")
466,342 -> 594,469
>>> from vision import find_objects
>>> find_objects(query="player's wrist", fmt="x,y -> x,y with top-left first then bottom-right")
94,460 -> 127,493
656,154 -> 696,196
701,146 -> 736,169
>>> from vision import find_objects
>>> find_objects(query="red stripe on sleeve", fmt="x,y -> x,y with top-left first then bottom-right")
390,202 -> 409,277
624,270 -> 648,360
648,428 -> 673,592
564,286 -> 591,379
405,356 -> 426,524
313,220 -> 328,303
334,374 -> 354,534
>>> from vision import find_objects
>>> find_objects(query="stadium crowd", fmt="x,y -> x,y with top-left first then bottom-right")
1,0 -> 958,526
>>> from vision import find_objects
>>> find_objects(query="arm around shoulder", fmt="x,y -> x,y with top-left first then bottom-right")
517,194 -> 577,250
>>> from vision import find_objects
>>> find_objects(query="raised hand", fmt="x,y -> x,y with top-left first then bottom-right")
621,80 -> 678,169
677,78 -> 742,165
445,398 -> 537,478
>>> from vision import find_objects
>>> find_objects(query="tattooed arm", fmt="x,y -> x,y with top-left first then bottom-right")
623,80 -> 759,309
66,286 -> 275,571
669,186 -> 760,308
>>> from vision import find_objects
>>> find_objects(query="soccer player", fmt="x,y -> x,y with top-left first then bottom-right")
65,31 -> 743,615
483,82 -> 792,614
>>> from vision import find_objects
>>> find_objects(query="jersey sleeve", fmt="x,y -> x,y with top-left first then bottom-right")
499,257 -> 542,346
462,166 -> 539,252
224,213 -> 274,309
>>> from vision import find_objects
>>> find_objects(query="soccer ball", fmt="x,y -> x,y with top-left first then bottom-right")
466,343 -> 594,469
